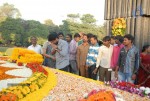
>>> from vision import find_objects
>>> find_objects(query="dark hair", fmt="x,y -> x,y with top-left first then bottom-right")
90,35 -> 98,41
87,33 -> 93,39
58,32 -> 64,36
111,36 -> 116,39
48,32 -> 58,41
74,33 -> 80,38
83,33 -> 88,37
142,45 -> 149,52
102,36 -> 111,41
30,36 -> 37,40
124,34 -> 134,43
66,34 -> 72,39
98,40 -> 103,46
115,35 -> 124,43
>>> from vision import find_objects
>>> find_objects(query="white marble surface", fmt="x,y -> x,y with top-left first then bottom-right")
0,62 -> 33,91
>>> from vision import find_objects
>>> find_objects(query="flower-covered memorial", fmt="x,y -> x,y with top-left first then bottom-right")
0,48 -> 150,101
0,48 -> 57,101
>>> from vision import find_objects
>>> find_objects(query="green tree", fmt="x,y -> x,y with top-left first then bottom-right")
60,13 -> 105,39
0,3 -> 21,23
60,20 -> 81,35
0,18 -> 50,46
48,25 -> 60,34
44,19 -> 61,34
26,20 -> 49,38
80,14 -> 96,25
67,14 -> 80,22
0,18 -> 25,45
44,19 -> 54,26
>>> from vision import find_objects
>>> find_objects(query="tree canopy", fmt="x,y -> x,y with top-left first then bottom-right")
0,3 -> 21,23
60,13 -> 105,39
0,3 -> 106,47
80,14 -> 96,25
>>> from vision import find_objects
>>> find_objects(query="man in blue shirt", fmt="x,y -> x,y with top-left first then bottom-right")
48,32 -> 69,72
86,35 -> 99,80
115,34 -> 139,83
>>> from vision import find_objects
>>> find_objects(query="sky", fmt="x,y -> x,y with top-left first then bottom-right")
0,0 -> 105,25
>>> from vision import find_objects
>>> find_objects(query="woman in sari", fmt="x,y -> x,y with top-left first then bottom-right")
138,45 -> 150,87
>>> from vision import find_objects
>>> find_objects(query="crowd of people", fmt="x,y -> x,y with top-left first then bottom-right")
27,32 -> 150,87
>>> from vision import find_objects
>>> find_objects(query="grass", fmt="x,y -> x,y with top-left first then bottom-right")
0,46 -> 28,56
0,47 -> 14,56
0,47 -> 9,52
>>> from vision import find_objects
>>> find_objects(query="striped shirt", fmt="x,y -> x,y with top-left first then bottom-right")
86,43 -> 99,66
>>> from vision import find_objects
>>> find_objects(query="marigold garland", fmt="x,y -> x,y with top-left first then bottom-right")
0,72 -> 47,100
20,68 -> 57,101
112,18 -> 126,36
10,48 -> 43,64
80,90 -> 116,101
0,67 -> 57,101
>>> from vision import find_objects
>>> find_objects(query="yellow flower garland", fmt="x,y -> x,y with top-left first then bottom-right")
0,68 -> 57,101
10,48 -> 43,64
21,68 -> 103,101
112,18 -> 126,36
20,68 -> 57,101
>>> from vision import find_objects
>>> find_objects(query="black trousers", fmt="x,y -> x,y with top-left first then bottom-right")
60,65 -> 69,72
88,64 -> 97,80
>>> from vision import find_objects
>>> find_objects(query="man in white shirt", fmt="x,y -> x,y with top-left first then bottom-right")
28,36 -> 42,54
93,36 -> 113,82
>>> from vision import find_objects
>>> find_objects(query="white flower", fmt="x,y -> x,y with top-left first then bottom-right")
145,87 -> 150,92
107,81 -> 110,85
83,93 -> 88,98
139,86 -> 145,91
145,90 -> 150,95
136,88 -> 140,91
93,88 -> 99,91
114,91 -> 125,101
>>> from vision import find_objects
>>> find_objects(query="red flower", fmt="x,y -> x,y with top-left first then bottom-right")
17,62 -> 23,66
117,81 -> 135,88
26,63 -> 48,76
